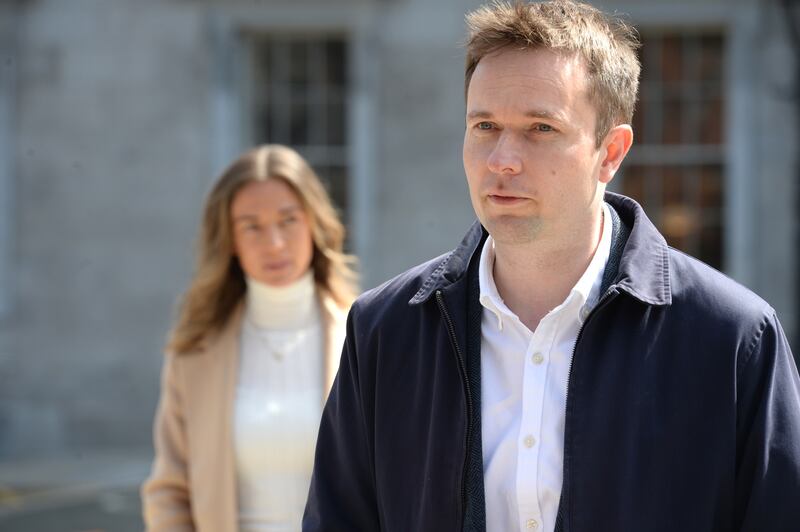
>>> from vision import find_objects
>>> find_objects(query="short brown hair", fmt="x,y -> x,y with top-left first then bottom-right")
464,0 -> 640,146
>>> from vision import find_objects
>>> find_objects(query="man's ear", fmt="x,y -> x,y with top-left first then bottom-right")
599,124 -> 633,185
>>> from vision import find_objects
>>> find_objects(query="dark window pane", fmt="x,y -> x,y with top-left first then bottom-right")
327,98 -> 346,146
269,98 -> 291,145
662,97 -> 683,144
622,166 -> 645,202
289,100 -> 309,145
258,42 -> 271,81
662,167 -> 685,207
256,106 -> 271,143
640,36 -> 660,83
632,99 -> 645,139
680,99 -> 698,144
308,100 -> 327,145
700,224 -> 723,270
289,41 -> 308,88
327,40 -> 347,86
699,35 -> 724,82
662,35 -> 683,84
699,165 -> 723,209
700,98 -> 724,144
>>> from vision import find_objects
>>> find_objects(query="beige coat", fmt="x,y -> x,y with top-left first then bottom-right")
141,295 -> 347,532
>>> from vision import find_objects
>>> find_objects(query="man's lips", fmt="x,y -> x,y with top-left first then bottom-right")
486,193 -> 529,205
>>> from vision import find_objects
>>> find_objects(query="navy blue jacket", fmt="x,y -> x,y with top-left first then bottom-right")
304,193 -> 800,531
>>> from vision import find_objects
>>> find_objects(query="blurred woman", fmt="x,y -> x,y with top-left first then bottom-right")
141,144 -> 357,532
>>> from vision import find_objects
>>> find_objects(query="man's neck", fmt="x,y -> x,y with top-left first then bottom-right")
492,209 -> 604,331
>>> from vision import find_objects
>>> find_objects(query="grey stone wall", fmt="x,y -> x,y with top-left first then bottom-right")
360,0 -> 479,286
1,0 -> 213,458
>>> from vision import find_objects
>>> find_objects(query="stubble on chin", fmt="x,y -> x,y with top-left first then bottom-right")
483,214 -> 543,246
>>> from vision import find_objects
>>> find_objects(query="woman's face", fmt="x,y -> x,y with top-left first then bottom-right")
230,179 -> 315,287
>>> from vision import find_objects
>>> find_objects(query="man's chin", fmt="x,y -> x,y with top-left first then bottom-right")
483,215 -> 543,245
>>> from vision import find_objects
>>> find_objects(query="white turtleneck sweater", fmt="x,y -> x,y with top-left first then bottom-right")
234,271 -> 323,532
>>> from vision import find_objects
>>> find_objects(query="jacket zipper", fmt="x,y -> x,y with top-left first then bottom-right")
435,289 -> 473,529
554,288 -> 619,532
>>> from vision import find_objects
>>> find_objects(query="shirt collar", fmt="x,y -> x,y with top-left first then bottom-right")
573,202 -> 613,313
478,202 -> 613,330
478,237 -> 506,329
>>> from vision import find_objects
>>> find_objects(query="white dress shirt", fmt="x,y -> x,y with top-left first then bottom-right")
234,272 -> 323,532
480,203 -> 612,532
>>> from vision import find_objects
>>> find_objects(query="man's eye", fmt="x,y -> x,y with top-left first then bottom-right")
535,123 -> 554,132
477,122 -> 493,130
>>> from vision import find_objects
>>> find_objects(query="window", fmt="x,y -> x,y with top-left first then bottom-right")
247,35 -> 350,222
618,33 -> 726,270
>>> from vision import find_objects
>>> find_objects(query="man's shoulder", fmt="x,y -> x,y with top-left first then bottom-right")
666,246 -> 774,324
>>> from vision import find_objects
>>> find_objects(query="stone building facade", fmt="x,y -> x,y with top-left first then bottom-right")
0,0 -> 797,459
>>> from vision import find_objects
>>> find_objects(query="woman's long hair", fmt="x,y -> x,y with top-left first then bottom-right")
167,144 -> 358,355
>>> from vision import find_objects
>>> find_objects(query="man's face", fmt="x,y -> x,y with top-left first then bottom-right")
463,47 -> 610,247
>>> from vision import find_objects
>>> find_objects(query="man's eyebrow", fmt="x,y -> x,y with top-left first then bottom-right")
466,110 -> 494,120
466,109 -> 562,121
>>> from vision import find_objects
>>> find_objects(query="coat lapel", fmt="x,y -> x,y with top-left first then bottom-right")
186,304 -> 243,532
319,294 -> 348,402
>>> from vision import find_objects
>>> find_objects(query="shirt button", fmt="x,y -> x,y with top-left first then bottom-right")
523,435 -> 536,448
579,304 -> 591,321
526,518 -> 539,529
531,353 -> 544,365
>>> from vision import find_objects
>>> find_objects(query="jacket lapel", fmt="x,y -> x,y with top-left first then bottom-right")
192,304 -> 242,532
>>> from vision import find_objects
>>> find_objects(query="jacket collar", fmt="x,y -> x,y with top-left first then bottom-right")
408,219 -> 486,305
604,192 -> 672,306
409,192 -> 671,306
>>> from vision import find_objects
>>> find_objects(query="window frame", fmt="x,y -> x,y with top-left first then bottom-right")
207,6 -> 379,261
615,30 -> 728,270
244,33 -> 351,220
609,4 -> 761,285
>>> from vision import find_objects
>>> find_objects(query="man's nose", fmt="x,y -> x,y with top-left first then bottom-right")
486,132 -> 523,175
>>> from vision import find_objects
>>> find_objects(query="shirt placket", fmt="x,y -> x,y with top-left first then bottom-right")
516,315 -> 557,531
